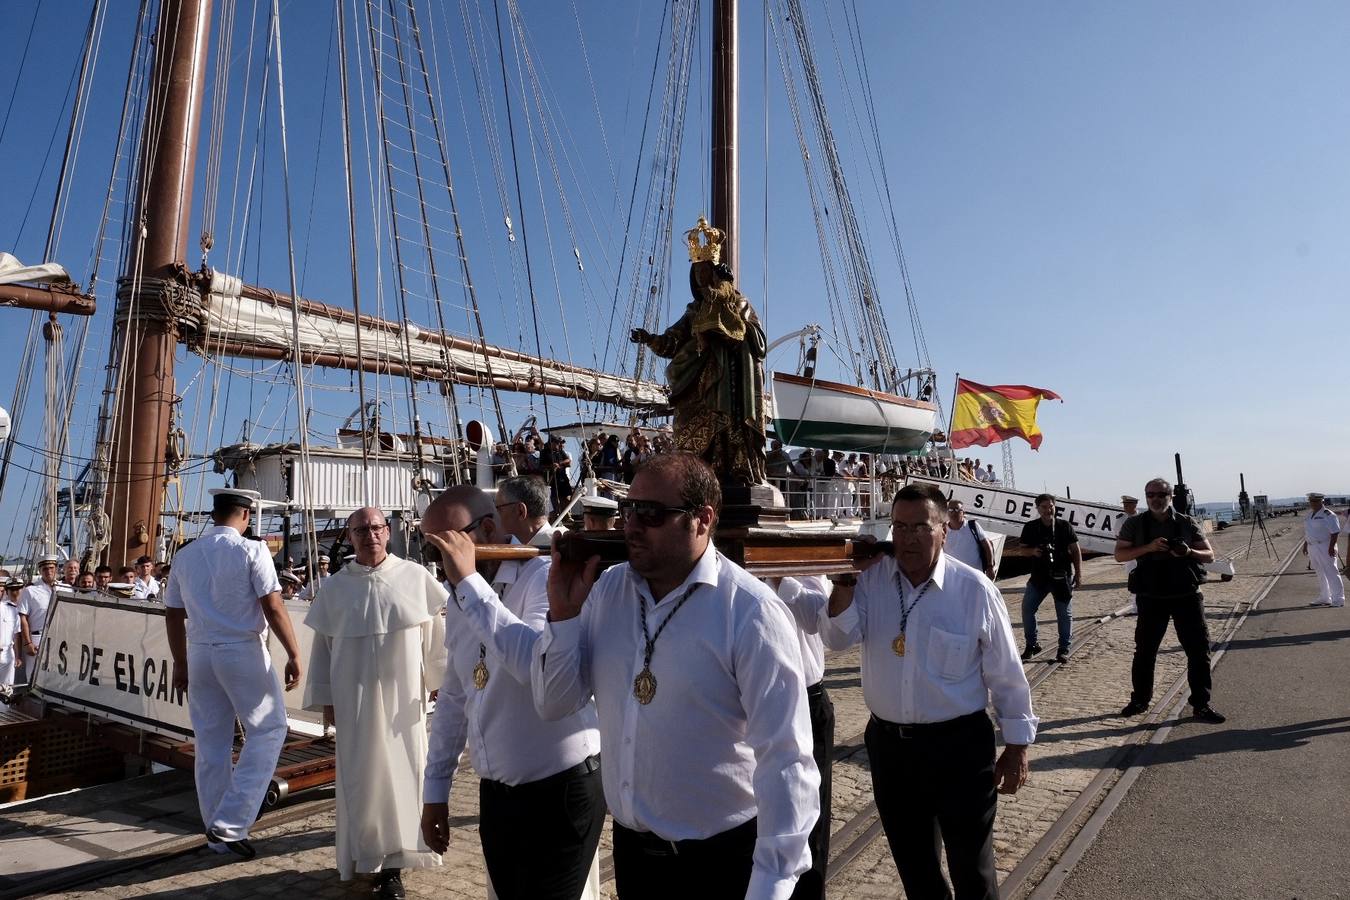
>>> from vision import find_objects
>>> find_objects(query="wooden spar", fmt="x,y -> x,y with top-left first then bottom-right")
193,277 -> 669,409
0,283 -> 96,315
104,0 -> 213,565
711,0 -> 739,272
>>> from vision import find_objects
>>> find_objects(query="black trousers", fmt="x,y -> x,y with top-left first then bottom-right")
479,755 -> 606,900
789,682 -> 834,900
1131,592 -> 1212,708
613,817 -> 757,900
866,711 -> 998,900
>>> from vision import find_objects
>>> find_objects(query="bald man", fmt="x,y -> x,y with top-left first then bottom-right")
305,506 -> 447,897
420,485 -> 603,899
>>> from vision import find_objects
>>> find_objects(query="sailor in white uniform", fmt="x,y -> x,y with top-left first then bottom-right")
18,555 -> 59,685
1119,495 -> 1140,614
297,554 -> 330,601
131,555 -> 161,599
1302,492 -> 1344,607
1,578 -> 25,686
162,487 -> 304,858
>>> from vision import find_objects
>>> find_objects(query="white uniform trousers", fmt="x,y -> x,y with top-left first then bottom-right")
1308,545 -> 1345,605
0,655 -> 15,686
188,637 -> 290,841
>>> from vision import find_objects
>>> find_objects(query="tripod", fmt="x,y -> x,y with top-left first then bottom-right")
1246,509 -> 1276,559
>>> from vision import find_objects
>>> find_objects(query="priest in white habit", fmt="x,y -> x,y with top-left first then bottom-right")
304,506 -> 448,899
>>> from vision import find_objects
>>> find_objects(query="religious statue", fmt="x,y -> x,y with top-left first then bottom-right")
631,218 -> 767,487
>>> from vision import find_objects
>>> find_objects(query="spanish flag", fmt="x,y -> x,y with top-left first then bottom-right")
949,379 -> 1062,450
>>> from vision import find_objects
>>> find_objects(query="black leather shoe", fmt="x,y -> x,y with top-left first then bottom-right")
1055,651 -> 1070,665
205,828 -> 256,860
1192,706 -> 1227,724
1119,700 -> 1148,716
374,869 -> 406,899
1020,644 -> 1043,661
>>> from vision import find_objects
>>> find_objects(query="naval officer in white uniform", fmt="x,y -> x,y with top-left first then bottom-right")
163,487 -> 303,858
18,555 -> 60,685
1302,492 -> 1344,607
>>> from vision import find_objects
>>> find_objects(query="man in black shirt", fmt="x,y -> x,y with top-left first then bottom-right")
1018,494 -> 1082,664
1116,477 -> 1224,724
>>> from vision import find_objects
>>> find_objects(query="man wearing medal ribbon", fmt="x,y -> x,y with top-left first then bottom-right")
533,452 -> 819,900
822,481 -> 1035,900
418,484 -> 605,900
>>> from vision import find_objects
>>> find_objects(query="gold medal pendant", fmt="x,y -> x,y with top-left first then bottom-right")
632,666 -> 658,704
892,634 -> 906,657
472,660 -> 490,690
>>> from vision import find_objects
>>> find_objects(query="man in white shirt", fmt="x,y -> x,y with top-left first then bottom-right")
943,499 -> 996,580
493,475 -> 560,548
131,555 -> 160,599
535,452 -> 819,900
305,507 -> 446,898
163,488 -> 302,861
1,578 -> 25,686
18,555 -> 59,685
296,554 -> 330,601
420,484 -> 604,900
1302,492 -> 1344,607
1119,495 -> 1140,614
772,575 -> 833,900
822,481 -> 1035,900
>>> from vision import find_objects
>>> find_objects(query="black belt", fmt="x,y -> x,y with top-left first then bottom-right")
869,710 -> 987,740
617,816 -> 756,856
481,754 -> 600,793
806,681 -> 824,699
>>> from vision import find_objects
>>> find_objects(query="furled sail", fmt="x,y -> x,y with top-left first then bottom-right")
193,270 -> 667,410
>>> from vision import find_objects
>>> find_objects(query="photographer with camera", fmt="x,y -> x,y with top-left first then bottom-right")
1116,477 -> 1224,724
1018,494 -> 1082,664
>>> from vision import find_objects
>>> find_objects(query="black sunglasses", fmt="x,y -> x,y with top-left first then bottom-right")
617,499 -> 698,527
1145,491 -> 1170,499
419,513 -> 492,564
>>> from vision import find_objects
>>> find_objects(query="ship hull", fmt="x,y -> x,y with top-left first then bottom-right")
770,372 -> 936,453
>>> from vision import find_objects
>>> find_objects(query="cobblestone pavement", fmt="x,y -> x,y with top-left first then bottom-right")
47,519 -> 1305,899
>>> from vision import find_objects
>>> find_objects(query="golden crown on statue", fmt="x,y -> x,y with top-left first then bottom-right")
685,216 -> 724,264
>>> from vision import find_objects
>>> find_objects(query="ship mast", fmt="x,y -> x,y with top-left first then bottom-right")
104,0 -> 213,564
711,0 -> 739,272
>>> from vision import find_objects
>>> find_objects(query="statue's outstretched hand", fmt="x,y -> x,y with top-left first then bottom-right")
630,328 -> 652,344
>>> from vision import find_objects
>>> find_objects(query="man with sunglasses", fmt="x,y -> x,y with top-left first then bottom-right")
1116,478 -> 1224,724
534,452 -> 819,900
162,488 -> 303,862
821,481 -> 1035,900
304,506 -> 447,897
418,486 -> 604,900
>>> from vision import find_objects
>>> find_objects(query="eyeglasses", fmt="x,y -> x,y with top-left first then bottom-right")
495,501 -> 522,512
461,513 -> 493,534
892,521 -> 938,537
419,514 -> 491,564
1145,491 -> 1170,499
617,499 -> 698,527
350,523 -> 389,536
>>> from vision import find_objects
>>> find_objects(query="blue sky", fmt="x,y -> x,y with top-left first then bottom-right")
1,1 -> 1347,557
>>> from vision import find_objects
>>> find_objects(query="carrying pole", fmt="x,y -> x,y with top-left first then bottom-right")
711,0 -> 739,273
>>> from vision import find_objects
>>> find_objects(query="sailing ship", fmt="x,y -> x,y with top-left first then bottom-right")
0,0 -> 947,799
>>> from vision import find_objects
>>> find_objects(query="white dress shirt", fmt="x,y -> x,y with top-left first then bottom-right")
944,520 -> 986,572
533,545 -> 820,900
821,553 -> 1038,745
775,575 -> 829,687
132,575 -> 161,599
0,600 -> 21,665
424,546 -> 600,802
163,526 -> 281,643
1306,508 -> 1341,544
17,582 -> 54,635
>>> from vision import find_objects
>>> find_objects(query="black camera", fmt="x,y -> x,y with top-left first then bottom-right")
1166,537 -> 1189,554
